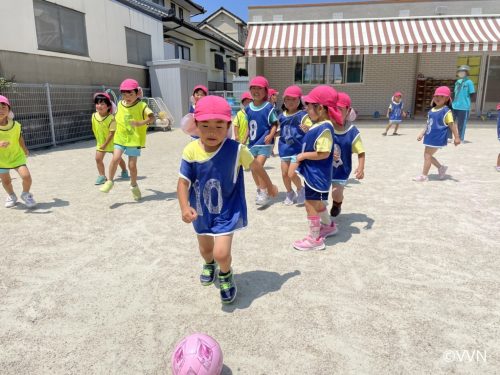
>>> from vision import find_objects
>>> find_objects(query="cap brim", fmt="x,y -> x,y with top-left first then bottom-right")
302,94 -> 315,103
195,114 -> 231,122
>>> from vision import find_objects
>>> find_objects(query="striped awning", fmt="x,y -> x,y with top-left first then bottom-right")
245,16 -> 500,57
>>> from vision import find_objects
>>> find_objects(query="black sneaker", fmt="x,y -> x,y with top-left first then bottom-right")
200,262 -> 217,286
330,201 -> 342,217
218,271 -> 237,304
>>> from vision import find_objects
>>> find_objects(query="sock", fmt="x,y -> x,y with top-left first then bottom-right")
205,259 -> 215,265
308,215 -> 321,239
318,207 -> 331,225
219,270 -> 231,277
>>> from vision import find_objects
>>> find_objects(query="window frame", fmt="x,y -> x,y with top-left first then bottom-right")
125,27 -> 153,66
179,7 -> 184,20
214,53 -> 225,70
33,0 -> 89,57
294,55 -> 364,85
175,43 -> 191,61
229,59 -> 237,73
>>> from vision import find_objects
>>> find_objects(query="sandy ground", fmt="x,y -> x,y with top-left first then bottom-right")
1,123 -> 499,375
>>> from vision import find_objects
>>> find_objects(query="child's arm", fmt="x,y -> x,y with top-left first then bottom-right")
19,135 -> 29,156
131,113 -> 155,127
264,121 -> 279,144
177,178 -> 198,223
249,160 -> 278,197
297,150 -> 330,162
355,152 -> 365,179
0,141 -> 9,148
450,122 -> 461,146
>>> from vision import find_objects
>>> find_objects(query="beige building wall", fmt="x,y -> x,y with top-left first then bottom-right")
209,14 -> 239,42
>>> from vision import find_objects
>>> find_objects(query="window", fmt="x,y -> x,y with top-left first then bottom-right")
179,8 -> 184,20
214,54 -> 224,70
175,44 -> 190,61
229,59 -> 237,73
149,0 -> 165,6
295,55 -> 364,84
125,28 -> 152,65
33,0 -> 88,56
170,2 -> 176,15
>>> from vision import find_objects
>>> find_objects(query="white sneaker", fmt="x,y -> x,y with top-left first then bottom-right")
256,190 -> 270,206
5,193 -> 17,208
20,192 -> 37,208
283,191 -> 296,205
255,189 -> 261,204
296,188 -> 305,205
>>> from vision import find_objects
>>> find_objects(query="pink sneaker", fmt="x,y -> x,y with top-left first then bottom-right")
413,175 -> 428,182
320,222 -> 338,238
293,235 -> 326,251
438,165 -> 448,180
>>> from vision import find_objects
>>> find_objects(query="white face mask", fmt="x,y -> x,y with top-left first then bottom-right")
458,71 -> 467,78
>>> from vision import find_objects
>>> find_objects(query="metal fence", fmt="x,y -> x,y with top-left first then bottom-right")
210,91 -> 246,117
0,83 -> 150,149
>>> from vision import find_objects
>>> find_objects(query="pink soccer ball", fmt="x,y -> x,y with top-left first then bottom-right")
171,333 -> 223,375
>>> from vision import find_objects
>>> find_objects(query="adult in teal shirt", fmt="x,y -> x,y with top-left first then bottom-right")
452,65 -> 475,142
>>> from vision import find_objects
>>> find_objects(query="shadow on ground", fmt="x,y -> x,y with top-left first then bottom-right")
20,197 -> 70,214
326,212 -> 375,245
109,189 -> 177,209
221,270 -> 300,313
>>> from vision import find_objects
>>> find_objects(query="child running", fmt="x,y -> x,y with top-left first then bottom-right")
100,79 -> 154,200
0,95 -> 36,208
92,92 -> 128,185
414,86 -> 460,182
233,92 -> 252,144
383,92 -> 405,136
246,76 -> 279,206
289,86 -> 342,251
189,85 -> 208,113
278,85 -> 308,205
330,92 -> 365,217
177,95 -> 277,304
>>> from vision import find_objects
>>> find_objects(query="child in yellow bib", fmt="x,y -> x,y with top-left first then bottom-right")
0,95 -> 36,208
233,91 -> 252,144
99,79 -> 154,201
92,92 -> 128,185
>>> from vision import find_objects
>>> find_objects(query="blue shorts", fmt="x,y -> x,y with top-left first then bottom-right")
280,155 -> 297,163
249,145 -> 273,158
0,165 -> 26,174
304,184 -> 329,201
114,144 -> 141,157
332,180 -> 348,186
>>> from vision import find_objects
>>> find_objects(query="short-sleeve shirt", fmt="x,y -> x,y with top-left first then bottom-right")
452,79 -> 475,110
182,140 -> 254,169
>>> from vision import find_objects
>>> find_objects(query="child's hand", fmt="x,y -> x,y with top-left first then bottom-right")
264,134 -> 273,144
296,153 -> 305,162
299,123 -> 309,133
355,168 -> 364,179
454,138 -> 461,146
333,151 -> 340,161
0,141 -> 9,148
417,134 -> 423,141
24,149 -> 30,157
181,207 -> 198,223
130,120 -> 141,127
267,184 -> 278,198
99,144 -> 106,150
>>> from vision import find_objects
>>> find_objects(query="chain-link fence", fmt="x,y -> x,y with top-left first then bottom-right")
0,83 -> 151,149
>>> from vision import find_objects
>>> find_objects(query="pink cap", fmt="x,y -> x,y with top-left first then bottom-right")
120,78 -> 139,91
434,86 -> 451,97
496,103 -> 500,111
241,92 -> 253,102
194,96 -> 232,122
337,92 -> 351,109
283,85 -> 302,98
249,76 -> 269,89
0,95 -> 10,107
268,88 -> 279,97
303,85 -> 343,125
93,92 -> 112,102
193,85 -> 208,95
393,91 -> 402,97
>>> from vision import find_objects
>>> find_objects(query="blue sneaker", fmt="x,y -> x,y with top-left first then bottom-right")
120,170 -> 130,179
200,262 -> 217,286
95,175 -> 107,185
218,271 -> 237,304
